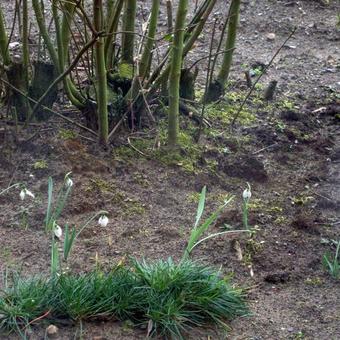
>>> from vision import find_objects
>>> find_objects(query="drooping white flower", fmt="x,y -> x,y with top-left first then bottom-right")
242,185 -> 251,201
20,189 -> 25,200
20,188 -> 35,200
98,215 -> 109,227
243,188 -> 251,200
25,189 -> 35,198
53,224 -> 62,239
65,177 -> 73,188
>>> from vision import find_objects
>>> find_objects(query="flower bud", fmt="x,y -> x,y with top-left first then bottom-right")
242,188 -> 251,201
98,215 -> 109,227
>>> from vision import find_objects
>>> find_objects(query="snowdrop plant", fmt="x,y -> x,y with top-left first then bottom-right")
0,183 -> 21,196
242,183 -> 251,230
0,183 -> 35,201
20,188 -> 35,200
45,172 -> 74,232
63,210 -> 108,262
50,210 -> 108,275
323,240 -> 340,279
44,173 -> 109,273
183,186 -> 249,260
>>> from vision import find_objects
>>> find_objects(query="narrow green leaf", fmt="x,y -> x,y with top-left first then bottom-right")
51,236 -> 59,275
194,186 -> 206,229
45,177 -> 53,230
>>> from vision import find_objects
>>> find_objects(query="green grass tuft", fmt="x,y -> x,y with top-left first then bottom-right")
0,259 -> 247,338
132,258 -> 247,338
0,274 -> 53,335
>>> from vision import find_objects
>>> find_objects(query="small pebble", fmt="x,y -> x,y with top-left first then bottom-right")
266,33 -> 276,41
46,324 -> 58,336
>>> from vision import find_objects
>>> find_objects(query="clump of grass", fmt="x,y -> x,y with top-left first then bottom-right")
0,259 -> 247,338
58,128 -> 78,140
56,268 -> 142,320
33,160 -> 48,169
323,240 -> 340,279
132,258 -> 247,338
0,274 -> 53,336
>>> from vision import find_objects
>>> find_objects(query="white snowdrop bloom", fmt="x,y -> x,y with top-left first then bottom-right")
65,177 -> 73,188
25,189 -> 35,198
20,188 -> 35,200
20,189 -> 25,200
98,215 -> 109,227
242,188 -> 251,201
54,224 -> 62,239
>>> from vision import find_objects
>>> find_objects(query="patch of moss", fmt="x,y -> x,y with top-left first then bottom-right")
243,238 -> 265,266
291,195 -> 314,206
205,98 -> 255,126
113,138 -> 151,161
111,190 -> 146,217
248,198 -> 283,215
254,83 -> 265,91
274,216 -> 286,224
33,160 -> 48,169
305,277 -> 323,286
154,133 -> 201,173
275,121 -> 286,133
112,121 -> 211,174
58,128 -> 78,140
277,99 -> 296,111
86,177 -> 116,193
195,89 -> 205,101
132,173 -> 150,188
187,192 -> 201,203
122,197 -> 146,216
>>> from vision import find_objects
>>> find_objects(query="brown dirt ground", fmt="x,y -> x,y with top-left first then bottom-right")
0,0 -> 340,339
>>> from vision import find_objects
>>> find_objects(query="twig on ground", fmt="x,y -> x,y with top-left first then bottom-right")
127,137 -> 150,158
253,143 -> 278,155
230,27 -> 297,126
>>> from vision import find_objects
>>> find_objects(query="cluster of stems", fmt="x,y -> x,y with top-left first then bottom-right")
0,0 -> 241,146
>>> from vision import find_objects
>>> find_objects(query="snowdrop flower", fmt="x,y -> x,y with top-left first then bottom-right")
53,223 -> 62,239
19,190 -> 25,200
20,188 -> 35,200
65,177 -> 73,188
98,215 -> 109,227
242,188 -> 251,201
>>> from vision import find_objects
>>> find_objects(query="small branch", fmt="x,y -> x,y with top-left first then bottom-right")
166,0 -> 173,34
230,27 -> 297,126
108,113 -> 126,141
127,137 -> 149,158
244,70 -> 252,88
24,310 -> 51,328
188,48 -> 235,71
253,143 -> 278,155
196,17 -> 217,142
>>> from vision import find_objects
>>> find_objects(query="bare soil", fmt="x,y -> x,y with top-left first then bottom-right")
0,0 -> 340,339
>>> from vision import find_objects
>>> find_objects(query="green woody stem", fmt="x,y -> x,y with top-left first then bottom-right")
168,0 -> 188,147
22,0 -> 29,87
0,5 -> 11,66
216,0 -> 240,85
94,0 -> 108,145
138,0 -> 160,80
104,0 -> 124,68
121,0 -> 136,67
